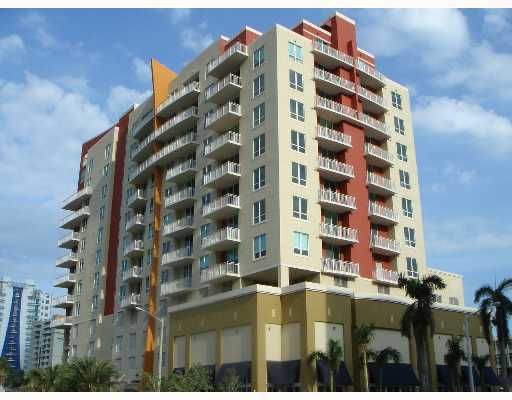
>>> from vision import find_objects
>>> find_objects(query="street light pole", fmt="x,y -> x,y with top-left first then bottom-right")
464,313 -> 475,392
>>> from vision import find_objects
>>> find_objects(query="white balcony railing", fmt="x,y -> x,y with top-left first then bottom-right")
59,206 -> 90,228
320,223 -> 358,242
119,293 -> 141,308
161,278 -> 192,295
205,101 -> 241,128
163,216 -> 194,235
203,131 -> 240,156
314,67 -> 355,92
50,315 -> 73,328
127,188 -> 146,205
132,111 -> 153,137
202,193 -> 240,217
316,126 -> 352,148
369,202 -> 399,222
166,159 -> 197,181
367,172 -> 396,193
54,273 -> 76,287
202,161 -> 240,186
357,58 -> 386,83
365,143 -> 393,164
122,266 -> 142,282
206,42 -> 248,74
358,85 -> 386,107
205,73 -> 242,101
124,240 -> 144,256
313,41 -> 354,67
125,214 -> 144,230
52,295 -> 74,307
318,189 -> 356,210
62,186 -> 92,209
157,81 -> 200,114
318,156 -> 355,178
316,95 -> 358,119
322,258 -> 360,276
373,265 -> 399,284
57,232 -> 79,247
55,252 -> 78,267
201,227 -> 240,249
165,187 -> 195,208
200,262 -> 240,283
358,112 -> 388,135
161,246 -> 193,265
371,235 -> 401,253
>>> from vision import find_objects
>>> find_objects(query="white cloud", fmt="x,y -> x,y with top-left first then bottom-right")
414,96 -> 512,156
483,9 -> 511,35
0,34 -> 26,62
106,85 -> 151,117
442,163 -> 476,185
19,11 -> 57,48
168,8 -> 191,24
181,26 -> 214,53
132,57 -> 151,84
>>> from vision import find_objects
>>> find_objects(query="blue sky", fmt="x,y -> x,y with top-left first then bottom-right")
0,8 -> 511,306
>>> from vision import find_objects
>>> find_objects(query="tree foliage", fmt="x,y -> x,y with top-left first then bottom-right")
309,339 -> 344,392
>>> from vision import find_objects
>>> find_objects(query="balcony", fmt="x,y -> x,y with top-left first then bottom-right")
200,262 -> 240,284
201,227 -> 240,251
57,232 -> 79,249
52,295 -> 75,309
127,189 -> 146,209
122,266 -> 143,283
356,58 -> 386,90
368,202 -> 399,226
370,235 -> 400,256
161,277 -> 192,296
317,156 -> 354,182
60,206 -> 90,230
313,67 -> 356,96
205,101 -> 241,132
206,42 -> 248,78
366,172 -> 396,197
119,293 -> 141,309
54,273 -> 76,289
164,187 -> 195,209
62,186 -> 92,211
364,143 -> 393,168
322,258 -> 360,278
319,223 -> 358,246
55,252 -> 78,269
161,247 -> 194,268
358,85 -> 388,114
132,110 -> 154,139
165,159 -> 198,184
316,126 -> 351,151
50,315 -> 73,329
156,81 -> 200,119
124,240 -> 144,257
203,131 -> 241,160
163,216 -> 194,238
202,194 -> 240,220
357,112 -> 389,140
205,73 -> 242,104
318,189 -> 356,213
125,214 -> 145,233
373,265 -> 399,285
203,161 -> 241,188
312,41 -> 354,70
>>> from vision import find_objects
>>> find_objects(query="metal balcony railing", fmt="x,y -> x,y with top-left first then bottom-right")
161,246 -> 193,265
165,187 -> 195,208
206,42 -> 248,74
319,223 -> 358,242
316,126 -> 352,148
157,81 -> 200,114
318,189 -> 356,209
314,67 -> 355,92
318,156 -> 355,178
368,202 -> 399,223
202,161 -> 240,186
200,262 -> 240,283
367,172 -> 395,192
373,265 -> 399,284
205,74 -> 242,101
371,235 -> 400,253
201,227 -> 240,249
204,101 -> 241,128
161,277 -> 192,295
312,41 -> 354,67
203,131 -> 240,156
322,258 -> 360,276
122,266 -> 142,282
365,143 -> 393,164
166,159 -> 197,181
163,216 -> 194,235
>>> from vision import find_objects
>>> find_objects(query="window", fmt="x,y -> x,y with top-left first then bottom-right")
145,276 -> 150,293
406,257 -> 418,278
378,285 -> 390,295
74,302 -> 81,317
162,240 -> 171,254
404,227 -> 416,247
102,164 -> 109,177
91,295 -> 98,312
253,234 -> 267,259
147,223 -> 153,239
396,143 -> 408,161
291,130 -> 305,153
391,91 -> 402,109
99,206 -> 105,221
253,74 -> 264,97
129,333 -> 137,350
292,196 -> 307,220
201,193 -> 212,207
93,272 -> 100,288
288,41 -> 303,63
199,255 -> 209,270
79,259 -> 84,272
253,166 -> 266,190
253,45 -> 264,68
105,143 -> 112,159
95,249 -> 102,266
146,249 -> 152,266
399,170 -> 411,189
293,231 -> 309,256
334,277 -> 348,288
161,269 -> 169,283
115,336 -> 123,353
253,133 -> 265,158
101,185 -> 108,199
292,162 -> 307,186
253,103 -> 265,127
97,228 -> 103,244
449,297 -> 459,306
289,99 -> 305,121
253,199 -> 266,224
289,70 -> 303,92
402,198 -> 413,218
394,116 -> 405,135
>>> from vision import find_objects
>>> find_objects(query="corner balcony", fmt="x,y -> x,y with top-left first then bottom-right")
59,206 -> 90,230
366,172 -> 396,197
54,273 -> 76,289
119,293 -> 141,309
312,41 -> 354,70
57,232 -> 80,249
317,156 -> 354,182
161,277 -> 192,296
122,266 -> 143,283
124,240 -> 144,257
50,315 -> 73,329
321,258 -> 360,278
55,252 -> 78,269
52,295 -> 75,309
205,73 -> 242,104
125,214 -> 145,233
161,247 -> 193,268
132,110 -> 154,139
368,202 -> 399,226
165,159 -> 198,184
205,102 -> 241,132
163,216 -> 194,238
370,235 -> 400,256
358,85 -> 388,114
62,186 -> 92,211
316,126 -> 352,152
165,187 -> 195,209
201,227 -> 240,251
319,223 -> 358,246
200,262 -> 240,284
364,143 -> 394,168
318,189 -> 356,213
372,265 -> 399,285
127,189 -> 146,209
313,67 -> 356,96
357,112 -> 390,140
203,161 -> 241,189
203,131 -> 241,160
202,193 -> 240,220
206,42 -> 248,78
356,58 -> 386,90
156,81 -> 200,119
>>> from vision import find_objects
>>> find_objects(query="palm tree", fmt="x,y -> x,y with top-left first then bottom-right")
368,347 -> 401,392
474,278 -> 512,391
353,324 -> 375,392
472,354 -> 490,392
62,358 -> 119,391
0,358 -> 10,390
444,336 -> 466,392
309,339 -> 344,392
398,274 -> 446,391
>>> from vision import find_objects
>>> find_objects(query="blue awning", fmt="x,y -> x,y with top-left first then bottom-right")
436,365 -> 451,386
316,360 -> 353,386
267,360 -> 301,385
215,361 -> 251,385
368,363 -> 420,386
461,365 -> 480,386
482,367 -> 500,386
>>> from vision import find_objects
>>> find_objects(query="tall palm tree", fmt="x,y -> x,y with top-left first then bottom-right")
353,324 -> 375,392
398,274 -> 446,391
474,278 -> 512,391
444,336 -> 466,392
368,347 -> 401,392
0,358 -> 10,390
62,358 -> 119,392
472,354 -> 490,392
309,339 -> 344,392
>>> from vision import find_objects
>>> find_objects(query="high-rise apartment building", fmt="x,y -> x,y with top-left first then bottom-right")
54,12 -> 498,391
28,320 -> 65,370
